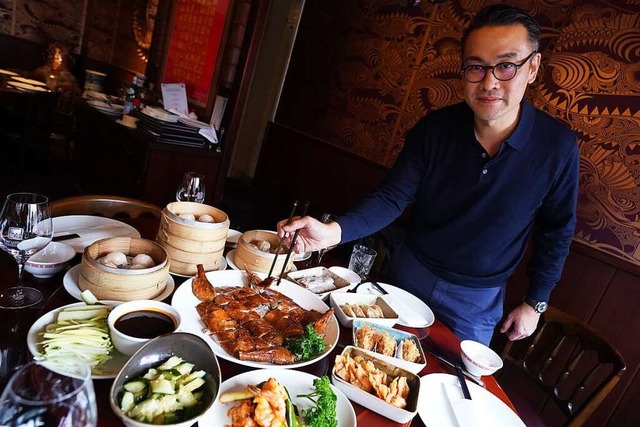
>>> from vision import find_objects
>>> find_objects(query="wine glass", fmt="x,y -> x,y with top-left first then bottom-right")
0,361 -> 97,427
314,213 -> 339,266
176,172 -> 206,203
0,193 -> 53,309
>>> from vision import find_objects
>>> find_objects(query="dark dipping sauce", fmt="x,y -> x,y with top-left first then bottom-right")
114,309 -> 176,339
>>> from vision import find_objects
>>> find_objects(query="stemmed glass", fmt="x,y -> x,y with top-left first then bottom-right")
0,361 -> 97,427
0,193 -> 53,309
314,213 -> 338,266
176,172 -> 206,203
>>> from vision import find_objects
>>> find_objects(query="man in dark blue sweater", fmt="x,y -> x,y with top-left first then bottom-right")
278,5 -> 579,345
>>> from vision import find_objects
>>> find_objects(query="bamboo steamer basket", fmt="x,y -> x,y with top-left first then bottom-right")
156,201 -> 229,276
78,237 -> 170,301
234,230 -> 295,275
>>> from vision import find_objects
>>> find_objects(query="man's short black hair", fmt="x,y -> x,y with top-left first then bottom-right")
461,4 -> 540,53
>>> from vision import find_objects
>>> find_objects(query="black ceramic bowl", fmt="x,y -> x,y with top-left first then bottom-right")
109,332 -> 221,427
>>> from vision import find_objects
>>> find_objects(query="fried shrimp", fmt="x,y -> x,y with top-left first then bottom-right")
252,378 -> 288,427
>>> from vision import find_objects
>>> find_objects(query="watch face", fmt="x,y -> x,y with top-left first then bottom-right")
536,301 -> 548,313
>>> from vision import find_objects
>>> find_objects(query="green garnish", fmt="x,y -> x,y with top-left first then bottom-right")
297,376 -> 337,427
285,324 -> 325,361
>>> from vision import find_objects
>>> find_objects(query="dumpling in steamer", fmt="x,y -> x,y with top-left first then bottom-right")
131,253 -> 155,268
100,251 -> 127,267
197,214 -> 215,223
178,213 -> 196,221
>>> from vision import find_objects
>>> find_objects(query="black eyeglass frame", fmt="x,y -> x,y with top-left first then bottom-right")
460,51 -> 538,83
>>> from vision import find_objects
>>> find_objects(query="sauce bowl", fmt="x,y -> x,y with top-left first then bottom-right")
107,300 -> 181,356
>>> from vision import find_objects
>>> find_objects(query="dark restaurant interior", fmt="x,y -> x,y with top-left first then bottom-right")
0,0 -> 639,426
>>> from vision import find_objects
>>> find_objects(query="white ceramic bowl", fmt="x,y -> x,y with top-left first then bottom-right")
107,300 -> 181,356
25,242 -> 76,278
460,339 -> 503,377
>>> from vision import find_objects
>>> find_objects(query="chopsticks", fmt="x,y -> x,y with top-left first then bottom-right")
455,364 -> 473,400
275,201 -> 309,286
267,200 -> 298,279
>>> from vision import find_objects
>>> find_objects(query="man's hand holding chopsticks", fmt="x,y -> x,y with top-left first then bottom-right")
277,216 -> 341,254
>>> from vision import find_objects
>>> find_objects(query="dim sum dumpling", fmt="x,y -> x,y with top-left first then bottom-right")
131,253 -> 155,268
100,251 -> 127,267
197,214 -> 215,223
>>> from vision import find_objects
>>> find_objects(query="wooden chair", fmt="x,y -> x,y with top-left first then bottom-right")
499,306 -> 626,427
50,195 -> 162,219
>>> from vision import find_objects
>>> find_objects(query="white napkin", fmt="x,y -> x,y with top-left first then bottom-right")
442,383 -> 490,427
381,293 -> 430,326
198,127 -> 218,144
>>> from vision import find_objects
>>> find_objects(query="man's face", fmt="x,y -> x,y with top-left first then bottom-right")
462,24 -> 540,129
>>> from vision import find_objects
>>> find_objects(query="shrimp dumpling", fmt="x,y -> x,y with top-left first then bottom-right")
197,214 -> 215,223
131,253 -> 155,268
101,251 -> 127,267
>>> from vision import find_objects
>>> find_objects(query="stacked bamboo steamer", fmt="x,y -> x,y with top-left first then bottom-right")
233,229 -> 295,275
156,201 -> 229,276
78,237 -> 170,301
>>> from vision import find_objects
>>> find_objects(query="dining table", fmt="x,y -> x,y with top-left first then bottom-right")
0,216 -> 519,426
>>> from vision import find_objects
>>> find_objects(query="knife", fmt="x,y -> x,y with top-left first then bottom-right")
421,344 -> 485,387
52,233 -> 81,242
370,281 -> 431,326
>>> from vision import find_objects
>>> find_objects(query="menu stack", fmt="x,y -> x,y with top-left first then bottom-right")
137,108 -> 211,148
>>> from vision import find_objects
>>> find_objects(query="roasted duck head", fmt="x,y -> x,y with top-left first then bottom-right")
192,264 -> 216,302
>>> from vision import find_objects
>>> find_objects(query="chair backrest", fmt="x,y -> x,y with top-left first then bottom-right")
501,306 -> 626,427
50,195 -> 162,219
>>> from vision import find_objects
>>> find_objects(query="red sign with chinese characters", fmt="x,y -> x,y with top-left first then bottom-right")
163,0 -> 231,106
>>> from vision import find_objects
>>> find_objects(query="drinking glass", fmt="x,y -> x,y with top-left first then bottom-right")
0,193 -> 53,309
176,172 -> 206,203
348,244 -> 377,279
0,361 -> 97,427
314,213 -> 338,266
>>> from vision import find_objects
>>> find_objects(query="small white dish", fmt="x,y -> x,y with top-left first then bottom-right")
108,300 -> 181,356
330,292 -> 399,328
63,264 -> 175,302
287,266 -> 354,300
328,266 -> 361,285
332,346 -> 420,423
356,281 -> 435,328
460,340 -> 503,377
225,229 -> 241,247
25,242 -> 76,278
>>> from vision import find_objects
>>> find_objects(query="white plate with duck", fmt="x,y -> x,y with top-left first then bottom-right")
171,269 -> 339,369
200,368 -> 356,427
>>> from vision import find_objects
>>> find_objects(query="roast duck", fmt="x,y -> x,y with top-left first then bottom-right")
192,264 -> 334,364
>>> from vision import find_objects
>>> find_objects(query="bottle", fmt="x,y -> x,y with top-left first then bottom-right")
123,83 -> 135,115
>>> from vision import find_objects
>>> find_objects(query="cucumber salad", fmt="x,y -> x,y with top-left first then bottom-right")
118,355 -> 208,424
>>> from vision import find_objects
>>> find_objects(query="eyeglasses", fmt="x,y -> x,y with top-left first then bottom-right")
461,51 -> 537,83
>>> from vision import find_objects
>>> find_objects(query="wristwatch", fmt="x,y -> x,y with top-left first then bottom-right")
524,297 -> 548,313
